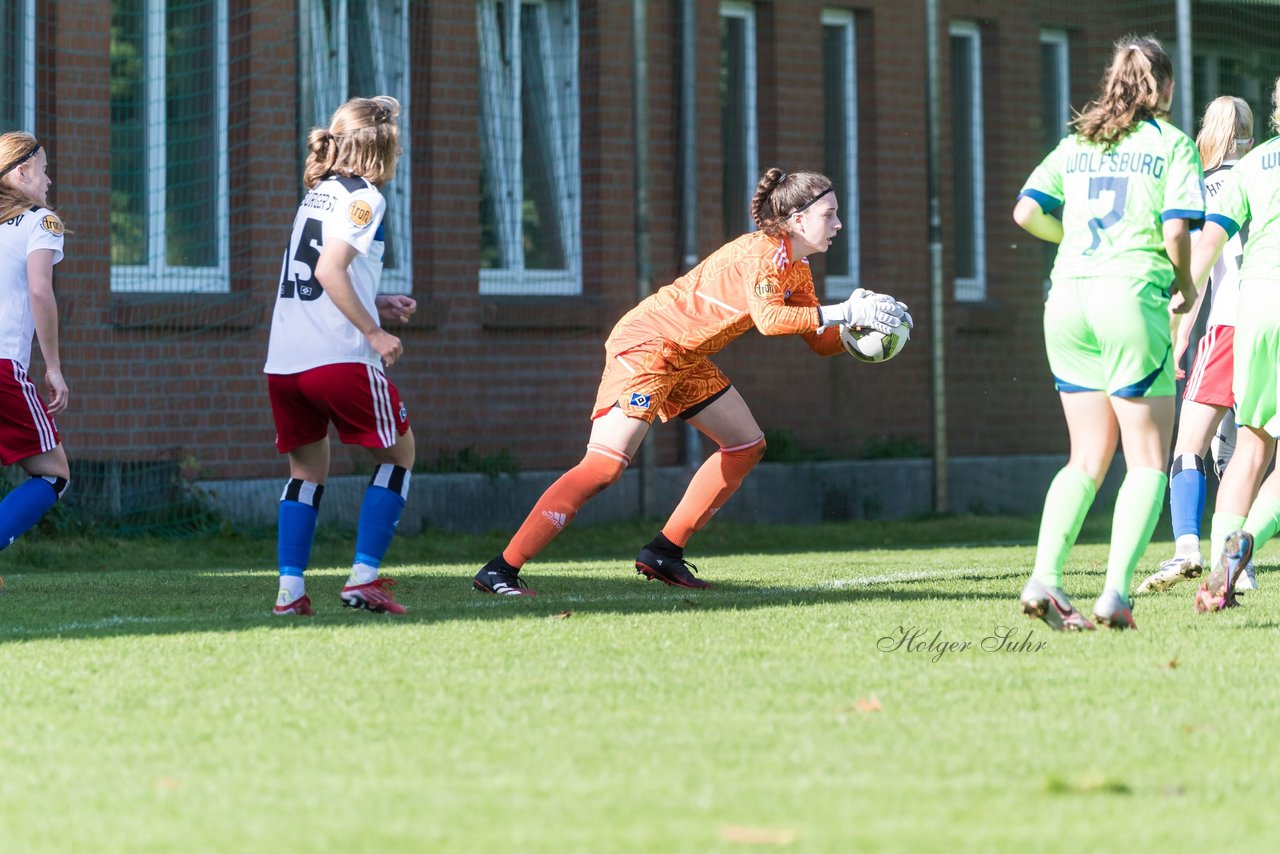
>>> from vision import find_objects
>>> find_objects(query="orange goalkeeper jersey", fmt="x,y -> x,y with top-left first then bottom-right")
606,231 -> 841,363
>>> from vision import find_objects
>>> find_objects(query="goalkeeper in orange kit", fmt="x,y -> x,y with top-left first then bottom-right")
472,167 -> 909,595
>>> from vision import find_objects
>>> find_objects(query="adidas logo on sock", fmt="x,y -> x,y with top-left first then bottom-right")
542,510 -> 567,530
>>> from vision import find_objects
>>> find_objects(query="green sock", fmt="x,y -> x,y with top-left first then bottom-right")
1033,467 -> 1097,587
1105,468 -> 1167,598
1210,512 -> 1247,567
1244,493 -> 1280,553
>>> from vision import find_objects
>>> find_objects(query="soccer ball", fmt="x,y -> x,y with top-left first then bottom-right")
839,317 -> 911,364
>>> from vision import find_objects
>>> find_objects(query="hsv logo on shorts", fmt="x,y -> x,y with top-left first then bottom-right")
399,402 -> 407,423
629,393 -> 651,409
348,200 -> 374,228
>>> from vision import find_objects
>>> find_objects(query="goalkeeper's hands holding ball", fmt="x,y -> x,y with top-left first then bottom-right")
818,288 -> 907,334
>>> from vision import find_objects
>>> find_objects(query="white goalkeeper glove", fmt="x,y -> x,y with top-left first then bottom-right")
818,289 -> 904,334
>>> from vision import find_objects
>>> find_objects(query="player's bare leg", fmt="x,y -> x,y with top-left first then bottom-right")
1197,425 -> 1274,604
287,437 -> 331,485
17,444 -> 70,481
1,445 -> 71,559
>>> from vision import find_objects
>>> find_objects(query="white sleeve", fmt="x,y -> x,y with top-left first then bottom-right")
26,209 -> 65,265
324,188 -> 386,256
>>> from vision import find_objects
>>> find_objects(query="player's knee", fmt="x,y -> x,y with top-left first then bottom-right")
281,477 -> 325,509
1170,452 -> 1204,480
369,463 -> 412,501
37,474 -> 70,502
724,434 -> 767,466
580,450 -> 628,493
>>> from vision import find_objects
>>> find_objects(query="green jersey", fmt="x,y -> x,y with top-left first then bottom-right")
1020,118 -> 1205,288
1206,136 -> 1280,281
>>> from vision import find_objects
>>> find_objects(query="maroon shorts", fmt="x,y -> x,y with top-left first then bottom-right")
268,362 -> 410,453
0,360 -> 60,465
1183,324 -> 1233,408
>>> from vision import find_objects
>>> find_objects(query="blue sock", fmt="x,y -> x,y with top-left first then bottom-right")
1169,453 -> 1206,540
0,476 -> 66,550
278,479 -> 324,576
354,465 -> 410,568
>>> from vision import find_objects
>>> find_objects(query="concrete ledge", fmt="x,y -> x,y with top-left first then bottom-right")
197,455 -> 1127,536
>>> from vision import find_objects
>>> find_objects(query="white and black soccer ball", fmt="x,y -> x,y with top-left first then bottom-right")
839,317 -> 911,364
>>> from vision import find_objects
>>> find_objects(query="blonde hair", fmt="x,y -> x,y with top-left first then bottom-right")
1273,76 -> 1280,134
0,131 -> 51,223
303,96 -> 401,190
750,168 -> 834,237
1197,96 -> 1253,170
1072,35 -> 1173,149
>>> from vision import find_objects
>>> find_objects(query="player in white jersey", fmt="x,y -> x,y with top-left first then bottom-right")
264,96 -> 417,616
1138,96 -> 1254,594
0,132 -> 70,570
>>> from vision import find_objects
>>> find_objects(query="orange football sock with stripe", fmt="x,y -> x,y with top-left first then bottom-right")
503,445 -> 628,568
662,436 -> 766,547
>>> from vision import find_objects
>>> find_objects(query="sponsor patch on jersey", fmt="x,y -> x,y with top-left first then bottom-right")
347,200 -> 374,228
40,214 -> 63,236
754,280 -> 778,298
628,392 -> 651,409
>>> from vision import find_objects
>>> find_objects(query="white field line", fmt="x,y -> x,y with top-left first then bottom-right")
831,567 -> 978,588
1,614 -> 193,636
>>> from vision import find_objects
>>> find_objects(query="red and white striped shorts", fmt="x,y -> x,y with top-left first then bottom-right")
267,362 -> 409,453
0,359 -> 60,465
1183,324 -> 1234,409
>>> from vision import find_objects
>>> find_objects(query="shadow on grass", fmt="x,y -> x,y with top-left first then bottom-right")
0,562 -> 1031,644
0,512 -> 1147,577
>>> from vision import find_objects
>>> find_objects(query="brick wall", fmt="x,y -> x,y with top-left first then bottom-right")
33,0 -> 1175,484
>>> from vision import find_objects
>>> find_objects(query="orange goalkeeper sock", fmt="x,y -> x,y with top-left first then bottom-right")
661,435 -> 766,547
502,444 -> 629,567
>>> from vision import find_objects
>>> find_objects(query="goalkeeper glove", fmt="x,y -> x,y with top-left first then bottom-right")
818,289 -> 904,334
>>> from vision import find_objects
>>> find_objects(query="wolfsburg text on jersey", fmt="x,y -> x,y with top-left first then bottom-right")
1064,152 -> 1166,178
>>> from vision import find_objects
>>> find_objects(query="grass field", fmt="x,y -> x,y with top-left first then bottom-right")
2,515 -> 1277,852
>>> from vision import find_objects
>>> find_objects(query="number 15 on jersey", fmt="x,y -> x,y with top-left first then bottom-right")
279,218 -> 325,301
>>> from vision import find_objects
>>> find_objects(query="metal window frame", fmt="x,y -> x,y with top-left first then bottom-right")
950,20 -> 986,302
720,0 -> 758,237
4,0 -> 37,131
111,0 -> 230,294
478,0 -> 583,296
1039,29 -> 1070,144
300,0 -> 413,295
821,8 -> 860,298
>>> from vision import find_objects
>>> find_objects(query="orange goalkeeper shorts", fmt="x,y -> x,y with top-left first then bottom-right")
591,340 -> 730,423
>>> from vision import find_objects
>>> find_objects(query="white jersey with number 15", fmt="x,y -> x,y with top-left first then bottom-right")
265,174 -> 387,375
